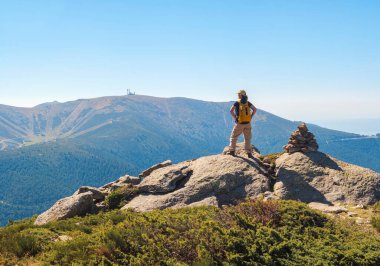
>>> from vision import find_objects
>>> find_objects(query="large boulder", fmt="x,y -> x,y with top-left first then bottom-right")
122,151 -> 270,212
34,192 -> 95,225
274,151 -> 380,205
73,186 -> 105,201
139,160 -> 172,178
138,164 -> 193,194
117,175 -> 141,185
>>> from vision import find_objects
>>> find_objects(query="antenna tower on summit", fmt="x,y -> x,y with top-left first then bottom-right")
127,89 -> 136,95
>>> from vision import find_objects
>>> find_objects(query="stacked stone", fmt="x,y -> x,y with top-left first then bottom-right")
283,123 -> 319,154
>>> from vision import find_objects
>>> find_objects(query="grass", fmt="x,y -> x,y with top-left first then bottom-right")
259,152 -> 285,166
0,199 -> 379,265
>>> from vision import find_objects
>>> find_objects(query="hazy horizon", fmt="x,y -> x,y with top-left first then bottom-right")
1,93 -> 379,135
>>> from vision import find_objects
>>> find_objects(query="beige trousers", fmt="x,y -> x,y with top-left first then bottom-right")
229,123 -> 252,153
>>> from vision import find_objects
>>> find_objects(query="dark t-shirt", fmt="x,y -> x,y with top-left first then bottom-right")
234,101 -> 254,124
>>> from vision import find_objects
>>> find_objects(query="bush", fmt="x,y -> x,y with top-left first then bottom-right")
10,234 -> 41,257
373,201 -> 380,213
372,201 -> 380,232
259,152 -> 284,165
0,199 -> 379,265
0,219 -> 45,258
104,185 -> 140,209
372,216 -> 380,233
47,236 -> 96,265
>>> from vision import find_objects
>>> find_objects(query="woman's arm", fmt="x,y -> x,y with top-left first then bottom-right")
230,105 -> 237,122
251,105 -> 257,117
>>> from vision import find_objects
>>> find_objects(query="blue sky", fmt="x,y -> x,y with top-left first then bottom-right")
1,0 -> 379,131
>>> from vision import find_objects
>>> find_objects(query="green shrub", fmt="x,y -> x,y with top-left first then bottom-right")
372,216 -> 380,233
104,185 -> 140,209
47,236 -> 96,265
373,201 -> 380,213
259,152 -> 284,165
0,199 -> 379,265
6,233 -> 41,258
372,201 -> 380,232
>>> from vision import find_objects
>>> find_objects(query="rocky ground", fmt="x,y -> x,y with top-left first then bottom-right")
33,124 -> 380,226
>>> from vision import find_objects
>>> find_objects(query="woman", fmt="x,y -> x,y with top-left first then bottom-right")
228,89 -> 257,158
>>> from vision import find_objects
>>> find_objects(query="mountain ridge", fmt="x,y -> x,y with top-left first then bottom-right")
0,94 -> 363,151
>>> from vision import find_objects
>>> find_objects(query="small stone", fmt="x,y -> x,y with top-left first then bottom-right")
118,175 -> 141,185
100,181 -> 116,189
355,217 -> 370,225
54,235 -> 73,242
95,202 -> 106,212
332,176 -> 340,185
263,163 -> 271,168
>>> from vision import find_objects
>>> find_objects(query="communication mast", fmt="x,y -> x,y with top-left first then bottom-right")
127,89 -> 136,95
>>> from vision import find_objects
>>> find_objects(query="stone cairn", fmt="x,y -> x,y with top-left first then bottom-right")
283,123 -> 319,154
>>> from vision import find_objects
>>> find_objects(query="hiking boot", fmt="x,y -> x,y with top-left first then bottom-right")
247,153 -> 254,159
229,151 -> 236,156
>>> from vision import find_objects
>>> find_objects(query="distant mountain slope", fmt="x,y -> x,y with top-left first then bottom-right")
0,95 -> 379,225
0,95 -> 357,152
0,141 -> 137,225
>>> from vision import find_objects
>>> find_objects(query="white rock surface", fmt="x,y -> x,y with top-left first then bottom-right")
34,192 -> 95,225
122,150 -> 270,212
308,202 -> 348,214
274,151 -> 380,205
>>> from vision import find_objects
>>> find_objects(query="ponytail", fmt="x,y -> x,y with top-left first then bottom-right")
241,95 -> 248,104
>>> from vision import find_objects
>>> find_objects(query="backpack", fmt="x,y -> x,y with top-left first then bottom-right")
237,100 -> 251,123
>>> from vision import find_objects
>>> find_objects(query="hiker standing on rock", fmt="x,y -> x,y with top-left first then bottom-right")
228,89 -> 257,158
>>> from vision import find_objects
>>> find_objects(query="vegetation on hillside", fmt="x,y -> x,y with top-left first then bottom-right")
1,199 -> 379,265
372,201 -> 380,233
0,142 -> 136,226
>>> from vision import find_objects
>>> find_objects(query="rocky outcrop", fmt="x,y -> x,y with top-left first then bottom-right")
34,144 -> 271,224
34,192 -> 95,225
34,174 -> 141,225
283,123 -> 318,154
73,186 -> 105,202
122,145 -> 270,212
274,151 -> 380,205
138,165 -> 193,194
222,143 -> 261,157
99,175 -> 141,193
117,175 -> 141,185
139,160 -> 172,178
33,129 -> 380,225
